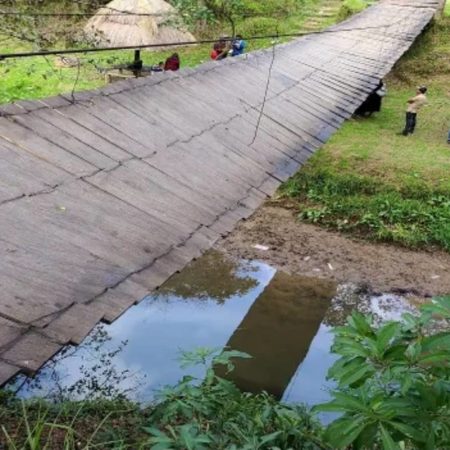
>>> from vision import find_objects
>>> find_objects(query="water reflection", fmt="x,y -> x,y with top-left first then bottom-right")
223,272 -> 336,398
8,251 -> 419,411
160,250 -> 258,302
11,252 -> 275,401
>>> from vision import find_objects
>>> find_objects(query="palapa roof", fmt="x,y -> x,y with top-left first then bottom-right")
84,0 -> 196,49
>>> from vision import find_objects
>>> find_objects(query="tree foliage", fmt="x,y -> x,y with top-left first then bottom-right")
170,0 -> 245,35
0,0 -> 108,47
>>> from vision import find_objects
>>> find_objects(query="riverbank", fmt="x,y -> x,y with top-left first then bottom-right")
218,205 -> 450,297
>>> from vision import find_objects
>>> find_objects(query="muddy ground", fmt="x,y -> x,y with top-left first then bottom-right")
218,205 -> 450,297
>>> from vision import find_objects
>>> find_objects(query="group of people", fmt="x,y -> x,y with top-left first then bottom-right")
150,36 -> 247,73
355,81 -> 441,139
210,36 -> 247,60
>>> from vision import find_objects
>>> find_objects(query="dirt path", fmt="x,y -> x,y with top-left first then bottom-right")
218,205 -> 450,297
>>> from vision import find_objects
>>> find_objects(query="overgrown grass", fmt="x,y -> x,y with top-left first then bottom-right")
281,16 -> 450,252
1,350 -> 324,450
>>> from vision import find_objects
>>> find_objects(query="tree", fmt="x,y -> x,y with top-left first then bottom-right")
170,0 -> 245,36
0,0 -> 109,48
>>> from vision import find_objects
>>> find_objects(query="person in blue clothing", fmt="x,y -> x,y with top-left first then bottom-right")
230,35 -> 246,57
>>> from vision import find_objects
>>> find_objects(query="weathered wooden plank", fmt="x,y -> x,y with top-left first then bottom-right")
0,332 -> 61,372
42,303 -> 105,345
0,360 -> 20,386
0,118 -> 95,176
56,103 -> 150,158
11,113 -> 118,170
87,163 -> 212,231
33,107 -> 133,163
0,318 -> 26,351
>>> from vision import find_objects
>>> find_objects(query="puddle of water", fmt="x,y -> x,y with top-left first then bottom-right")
9,251 -> 337,405
7,251 -> 417,414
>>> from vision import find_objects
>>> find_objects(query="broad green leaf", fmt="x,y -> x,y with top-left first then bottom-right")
259,431 -> 282,445
388,421 -> 427,442
405,343 -> 421,361
418,351 -> 450,366
376,322 -> 401,353
384,344 -> 408,361
339,364 -> 375,387
380,424 -> 401,450
421,333 -> 450,352
354,422 -> 378,450
324,416 -> 367,449
348,312 -> 373,336
333,338 -> 370,358
313,401 -> 350,413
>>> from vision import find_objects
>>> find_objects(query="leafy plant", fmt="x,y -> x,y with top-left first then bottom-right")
315,296 -> 450,449
146,348 -> 325,449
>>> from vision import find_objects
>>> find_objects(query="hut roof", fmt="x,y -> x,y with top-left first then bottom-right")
84,0 -> 196,49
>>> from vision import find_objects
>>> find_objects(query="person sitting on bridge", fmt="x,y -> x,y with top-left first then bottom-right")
164,53 -> 180,71
355,79 -> 386,117
402,86 -> 428,136
230,35 -> 247,57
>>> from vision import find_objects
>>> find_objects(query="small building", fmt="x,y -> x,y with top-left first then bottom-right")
84,0 -> 196,49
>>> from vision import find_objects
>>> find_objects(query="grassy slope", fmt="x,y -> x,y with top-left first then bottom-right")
0,0 -> 332,104
281,16 -> 450,251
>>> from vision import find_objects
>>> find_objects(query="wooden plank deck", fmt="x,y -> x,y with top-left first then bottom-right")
0,0 -> 439,385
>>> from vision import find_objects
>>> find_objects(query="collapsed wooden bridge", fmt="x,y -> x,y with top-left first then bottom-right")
0,0 -> 440,385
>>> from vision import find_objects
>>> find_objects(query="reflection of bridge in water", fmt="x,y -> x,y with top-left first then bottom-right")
0,0 -> 440,385
222,271 -> 335,398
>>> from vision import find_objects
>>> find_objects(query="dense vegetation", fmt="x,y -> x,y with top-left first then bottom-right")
281,16 -> 450,252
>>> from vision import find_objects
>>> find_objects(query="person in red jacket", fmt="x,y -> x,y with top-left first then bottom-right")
210,40 -> 228,60
164,53 -> 180,71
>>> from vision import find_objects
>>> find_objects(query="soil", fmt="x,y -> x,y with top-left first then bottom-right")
217,204 -> 450,297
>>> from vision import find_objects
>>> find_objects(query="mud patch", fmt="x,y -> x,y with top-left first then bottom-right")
218,205 -> 450,297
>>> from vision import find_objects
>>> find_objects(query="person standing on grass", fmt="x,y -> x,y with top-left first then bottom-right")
402,85 -> 428,136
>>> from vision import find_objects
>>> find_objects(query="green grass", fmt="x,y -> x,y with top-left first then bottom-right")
281,17 -> 450,252
0,0 -> 325,104
1,350 -> 323,450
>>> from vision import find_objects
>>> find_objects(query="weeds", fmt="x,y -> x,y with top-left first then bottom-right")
281,170 -> 450,250
1,349 -> 324,449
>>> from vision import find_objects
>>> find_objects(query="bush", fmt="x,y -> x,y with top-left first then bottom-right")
281,170 -> 450,251
316,296 -> 450,449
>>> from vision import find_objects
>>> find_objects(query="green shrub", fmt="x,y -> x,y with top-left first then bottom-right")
315,296 -> 450,449
282,170 -> 450,251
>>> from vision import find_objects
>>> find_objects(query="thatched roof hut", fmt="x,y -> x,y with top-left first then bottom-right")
84,0 -> 196,49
